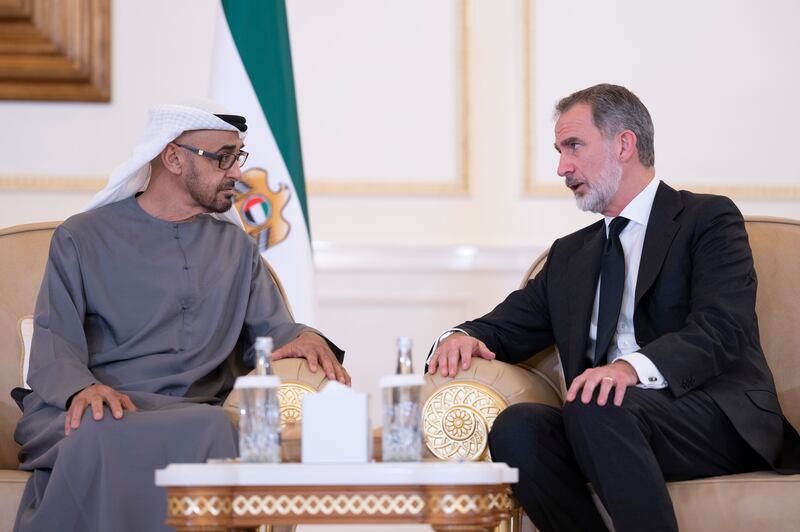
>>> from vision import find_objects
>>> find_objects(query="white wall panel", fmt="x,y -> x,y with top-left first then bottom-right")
529,0 -> 800,195
288,0 -> 465,191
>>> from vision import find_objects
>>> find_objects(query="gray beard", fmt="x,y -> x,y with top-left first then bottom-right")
574,157 -> 622,214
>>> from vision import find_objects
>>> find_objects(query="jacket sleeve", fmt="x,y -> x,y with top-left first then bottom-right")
456,243 -> 557,364
27,226 -> 99,409
639,197 -> 759,397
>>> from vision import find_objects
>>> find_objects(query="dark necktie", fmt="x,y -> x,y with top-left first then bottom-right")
594,216 -> 630,366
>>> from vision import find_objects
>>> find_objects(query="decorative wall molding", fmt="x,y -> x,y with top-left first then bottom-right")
305,0 -> 471,196
0,0 -> 110,101
313,243 -> 542,274
519,0 -> 800,200
0,175 -> 104,191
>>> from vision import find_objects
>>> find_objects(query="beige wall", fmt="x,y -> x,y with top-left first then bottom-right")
2,0 -> 797,236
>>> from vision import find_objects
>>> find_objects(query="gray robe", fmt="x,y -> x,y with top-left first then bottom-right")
13,197 -> 338,531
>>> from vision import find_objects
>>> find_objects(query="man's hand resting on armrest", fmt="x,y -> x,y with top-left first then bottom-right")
65,383 -> 137,436
427,332 -> 496,378
273,331 -> 351,386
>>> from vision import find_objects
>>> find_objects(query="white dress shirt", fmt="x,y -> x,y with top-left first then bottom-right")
588,177 -> 667,388
429,177 -> 667,388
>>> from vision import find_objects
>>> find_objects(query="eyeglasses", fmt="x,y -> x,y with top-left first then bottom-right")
174,143 -> 249,170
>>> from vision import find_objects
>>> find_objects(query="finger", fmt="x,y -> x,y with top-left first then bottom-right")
304,349 -> 319,372
613,381 -> 628,406
271,345 -> 291,360
64,406 -> 77,435
340,365 -> 352,386
318,351 -> 337,381
446,346 -> 462,377
91,395 -> 105,420
120,394 -> 137,412
580,377 -> 599,404
566,375 -> 585,402
67,399 -> 87,433
427,351 -> 438,374
476,341 -> 496,360
106,395 -> 124,419
330,357 -> 347,384
596,377 -> 615,406
458,343 -> 474,371
438,350 -> 452,377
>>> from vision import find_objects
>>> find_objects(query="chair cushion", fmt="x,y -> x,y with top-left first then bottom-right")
668,471 -> 800,531
0,470 -> 30,531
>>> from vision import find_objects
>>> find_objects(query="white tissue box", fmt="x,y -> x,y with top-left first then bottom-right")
301,381 -> 371,463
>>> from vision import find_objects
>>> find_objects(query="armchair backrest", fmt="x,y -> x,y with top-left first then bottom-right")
521,215 -> 800,427
745,216 -> 800,428
0,221 -> 59,470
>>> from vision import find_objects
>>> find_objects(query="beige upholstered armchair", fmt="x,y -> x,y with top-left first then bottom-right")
0,221 -> 329,531
421,216 -> 800,531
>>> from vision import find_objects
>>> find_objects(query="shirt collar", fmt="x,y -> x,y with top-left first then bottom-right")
604,177 -> 660,229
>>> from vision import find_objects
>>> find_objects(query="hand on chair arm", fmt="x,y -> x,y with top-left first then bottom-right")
426,332 -> 496,377
273,331 -> 351,386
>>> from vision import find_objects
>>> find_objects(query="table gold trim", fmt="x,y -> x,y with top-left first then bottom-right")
165,484 -> 513,528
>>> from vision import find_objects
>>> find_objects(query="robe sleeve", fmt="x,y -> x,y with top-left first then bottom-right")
27,226 -> 99,409
241,243 -> 344,365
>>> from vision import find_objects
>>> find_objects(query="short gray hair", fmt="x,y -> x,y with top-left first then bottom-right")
555,84 -> 655,167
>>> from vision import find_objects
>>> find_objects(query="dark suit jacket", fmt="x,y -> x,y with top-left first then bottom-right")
458,182 -> 795,468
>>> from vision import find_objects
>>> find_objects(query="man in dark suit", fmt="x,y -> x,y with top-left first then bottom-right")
427,84 -> 792,532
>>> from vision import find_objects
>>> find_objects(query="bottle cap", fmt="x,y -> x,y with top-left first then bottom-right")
234,375 -> 281,389
255,336 -> 273,352
397,336 -> 413,352
379,374 -> 425,388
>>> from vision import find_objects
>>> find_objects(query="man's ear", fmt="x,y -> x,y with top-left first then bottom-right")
618,130 -> 638,164
161,143 -> 183,175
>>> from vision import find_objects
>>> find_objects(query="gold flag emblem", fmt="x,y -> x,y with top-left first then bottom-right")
233,167 -> 291,252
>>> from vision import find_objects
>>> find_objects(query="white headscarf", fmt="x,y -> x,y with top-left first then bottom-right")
86,102 -> 247,211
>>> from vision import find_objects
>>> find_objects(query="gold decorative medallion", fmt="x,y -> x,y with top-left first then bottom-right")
423,382 -> 508,461
277,381 -> 316,426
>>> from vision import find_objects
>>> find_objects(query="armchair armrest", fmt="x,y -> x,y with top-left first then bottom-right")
421,358 -> 562,462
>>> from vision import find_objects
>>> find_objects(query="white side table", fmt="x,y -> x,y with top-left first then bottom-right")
156,461 -> 518,531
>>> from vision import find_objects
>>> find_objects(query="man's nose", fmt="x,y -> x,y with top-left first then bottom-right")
557,155 -> 573,177
227,162 -> 243,180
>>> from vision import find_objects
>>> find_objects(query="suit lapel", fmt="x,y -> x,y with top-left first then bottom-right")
635,182 -> 683,306
565,221 -> 605,382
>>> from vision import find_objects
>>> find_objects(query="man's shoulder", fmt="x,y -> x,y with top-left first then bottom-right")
667,184 -> 742,223
554,218 -> 606,248
59,198 -> 133,236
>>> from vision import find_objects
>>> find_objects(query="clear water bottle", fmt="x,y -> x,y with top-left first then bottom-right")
380,337 -> 424,462
236,336 -> 281,462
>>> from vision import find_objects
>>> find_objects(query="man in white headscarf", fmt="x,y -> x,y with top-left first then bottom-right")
13,103 -> 348,532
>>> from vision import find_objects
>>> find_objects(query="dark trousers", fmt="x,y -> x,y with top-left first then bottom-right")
488,387 -> 764,532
